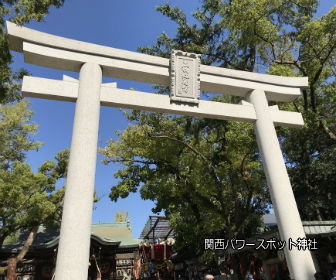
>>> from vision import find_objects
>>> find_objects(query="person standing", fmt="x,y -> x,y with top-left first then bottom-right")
133,255 -> 141,280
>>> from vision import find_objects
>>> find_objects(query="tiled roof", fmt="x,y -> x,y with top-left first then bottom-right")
92,222 -> 141,247
1,222 -> 141,253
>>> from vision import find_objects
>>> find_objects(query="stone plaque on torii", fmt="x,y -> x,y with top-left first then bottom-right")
6,21 -> 316,280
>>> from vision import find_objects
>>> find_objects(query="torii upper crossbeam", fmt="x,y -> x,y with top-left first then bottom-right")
6,21 -> 316,280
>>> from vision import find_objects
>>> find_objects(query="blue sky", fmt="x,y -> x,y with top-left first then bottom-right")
9,0 -> 335,238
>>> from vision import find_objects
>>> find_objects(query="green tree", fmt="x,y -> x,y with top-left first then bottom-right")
0,101 -> 69,280
0,100 -> 99,279
0,100 -> 41,169
101,0 -> 336,268
1,0 -> 67,268
101,110 -> 269,262
3,150 -> 68,280
0,0 -> 67,252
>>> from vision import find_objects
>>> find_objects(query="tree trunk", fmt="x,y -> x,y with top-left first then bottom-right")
6,258 -> 17,280
6,226 -> 39,280
0,235 -> 6,249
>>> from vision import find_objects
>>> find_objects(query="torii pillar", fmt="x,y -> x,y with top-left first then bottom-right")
247,89 -> 315,278
54,63 -> 102,278
6,22 -> 316,280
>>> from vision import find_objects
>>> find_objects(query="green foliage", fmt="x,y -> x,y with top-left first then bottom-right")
280,81 -> 336,220
0,100 -> 41,168
0,99 -> 69,246
0,148 -> 68,246
0,0 -> 67,248
101,104 -> 269,257
102,0 -> 336,260
0,0 -> 65,26
140,0 -> 336,221
0,162 -> 59,234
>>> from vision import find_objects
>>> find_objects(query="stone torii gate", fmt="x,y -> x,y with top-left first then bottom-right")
6,21 -> 316,280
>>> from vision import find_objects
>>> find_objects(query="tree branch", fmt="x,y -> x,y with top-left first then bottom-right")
320,120 -> 336,141
16,225 -> 39,262
149,134 -> 210,163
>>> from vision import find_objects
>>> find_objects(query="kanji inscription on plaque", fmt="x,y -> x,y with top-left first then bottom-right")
170,50 -> 200,104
